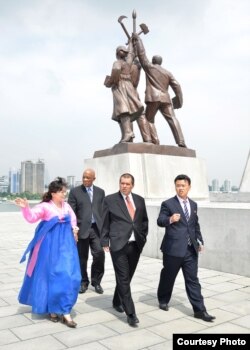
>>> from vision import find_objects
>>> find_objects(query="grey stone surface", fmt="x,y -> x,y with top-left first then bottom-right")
0,212 -> 249,350
143,201 -> 250,277
84,153 -> 209,200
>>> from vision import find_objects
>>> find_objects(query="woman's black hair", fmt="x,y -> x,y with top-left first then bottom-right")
42,177 -> 67,202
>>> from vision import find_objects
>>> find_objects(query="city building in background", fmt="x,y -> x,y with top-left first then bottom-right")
9,168 -> 21,194
20,159 -> 45,194
67,175 -> 75,189
223,179 -> 232,193
211,179 -> 220,192
0,176 -> 9,193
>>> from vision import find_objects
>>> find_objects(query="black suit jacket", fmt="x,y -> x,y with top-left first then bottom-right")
157,196 -> 203,257
68,184 -> 105,239
100,192 -> 148,252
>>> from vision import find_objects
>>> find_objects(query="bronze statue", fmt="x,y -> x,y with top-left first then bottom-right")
105,10 -> 186,146
104,41 -> 144,143
105,12 -> 152,144
133,33 -> 187,147
130,58 -> 152,143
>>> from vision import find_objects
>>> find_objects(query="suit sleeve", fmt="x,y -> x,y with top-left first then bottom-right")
67,189 -> 77,213
195,205 -> 204,245
157,201 -> 171,227
141,199 -> 149,239
100,189 -> 105,207
100,198 -> 110,247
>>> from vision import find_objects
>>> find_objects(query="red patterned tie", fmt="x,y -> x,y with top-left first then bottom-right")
126,196 -> 135,220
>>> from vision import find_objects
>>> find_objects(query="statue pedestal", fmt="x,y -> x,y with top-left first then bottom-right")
84,143 -> 209,200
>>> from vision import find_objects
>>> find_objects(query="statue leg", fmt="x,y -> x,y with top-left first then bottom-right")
119,120 -> 134,143
118,121 -> 124,143
136,114 -> 152,143
160,104 -> 187,147
145,103 -> 160,145
119,116 -> 135,143
147,123 -> 159,145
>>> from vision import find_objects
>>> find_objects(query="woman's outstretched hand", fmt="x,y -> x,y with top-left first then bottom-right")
14,198 -> 28,208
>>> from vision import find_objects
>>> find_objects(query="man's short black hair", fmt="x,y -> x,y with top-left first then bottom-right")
174,174 -> 191,185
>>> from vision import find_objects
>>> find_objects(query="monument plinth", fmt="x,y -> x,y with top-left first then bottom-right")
85,144 -> 209,200
93,143 -> 196,158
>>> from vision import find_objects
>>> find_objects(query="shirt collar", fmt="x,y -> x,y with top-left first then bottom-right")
177,195 -> 189,204
120,192 -> 132,200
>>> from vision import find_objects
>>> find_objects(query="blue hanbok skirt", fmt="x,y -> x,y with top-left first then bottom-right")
19,215 -> 81,314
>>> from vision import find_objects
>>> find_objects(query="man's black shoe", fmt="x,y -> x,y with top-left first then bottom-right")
127,314 -> 139,326
113,304 -> 124,313
79,283 -> 88,294
92,284 -> 104,294
159,303 -> 169,311
194,311 -> 216,322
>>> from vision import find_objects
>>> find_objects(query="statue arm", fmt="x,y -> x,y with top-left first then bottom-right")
134,35 -> 150,70
104,61 -> 121,87
130,59 -> 141,88
126,40 -> 135,65
169,72 -> 183,108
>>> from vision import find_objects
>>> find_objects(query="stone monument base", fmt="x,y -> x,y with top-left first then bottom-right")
93,143 -> 196,158
84,144 -> 209,200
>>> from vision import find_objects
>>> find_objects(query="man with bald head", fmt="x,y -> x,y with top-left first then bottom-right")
68,169 -> 105,294
133,34 -> 187,147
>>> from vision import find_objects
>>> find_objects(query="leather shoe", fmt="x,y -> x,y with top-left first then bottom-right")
127,314 -> 139,326
93,284 -> 104,294
79,283 -> 88,294
194,311 -> 216,322
159,303 -> 169,311
113,304 -> 124,313
61,315 -> 77,328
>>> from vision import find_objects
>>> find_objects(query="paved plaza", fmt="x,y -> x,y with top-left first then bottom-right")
0,212 -> 250,349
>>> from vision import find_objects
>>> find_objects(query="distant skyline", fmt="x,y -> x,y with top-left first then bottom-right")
0,158 -> 244,188
0,0 -> 249,186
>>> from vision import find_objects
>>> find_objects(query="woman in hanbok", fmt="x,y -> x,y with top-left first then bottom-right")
15,177 -> 81,328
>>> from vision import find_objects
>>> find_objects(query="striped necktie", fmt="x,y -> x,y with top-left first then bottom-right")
183,200 -> 190,221
183,200 -> 192,246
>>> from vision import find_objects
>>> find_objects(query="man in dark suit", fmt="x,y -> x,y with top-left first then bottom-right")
157,174 -> 215,322
68,168 -> 105,294
101,173 -> 148,326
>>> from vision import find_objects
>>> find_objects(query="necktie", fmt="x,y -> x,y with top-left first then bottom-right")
183,200 -> 189,221
87,187 -> 93,202
183,200 -> 192,246
126,196 -> 135,220
87,188 -> 95,223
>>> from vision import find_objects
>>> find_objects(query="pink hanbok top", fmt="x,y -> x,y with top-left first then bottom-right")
21,200 -> 77,227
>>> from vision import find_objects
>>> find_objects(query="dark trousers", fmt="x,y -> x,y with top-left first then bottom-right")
157,245 -> 205,313
111,241 -> 140,315
77,224 -> 105,286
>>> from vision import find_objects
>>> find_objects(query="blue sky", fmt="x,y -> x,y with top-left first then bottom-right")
0,0 -> 249,187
